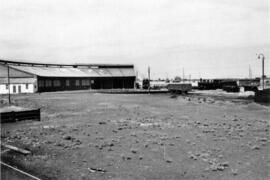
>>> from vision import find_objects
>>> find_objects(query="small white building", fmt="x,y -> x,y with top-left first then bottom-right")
0,78 -> 37,94
0,64 -> 38,94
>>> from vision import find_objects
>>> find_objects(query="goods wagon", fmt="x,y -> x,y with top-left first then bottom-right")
238,79 -> 260,92
167,83 -> 192,94
198,79 -> 223,90
221,80 -> 239,92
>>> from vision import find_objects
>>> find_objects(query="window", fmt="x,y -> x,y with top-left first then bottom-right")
82,79 -> 90,86
53,80 -> 60,87
39,80 -> 44,87
66,80 -> 70,86
6,84 -> 8,90
26,84 -> 29,89
75,79 -> 80,86
13,85 -> 16,93
45,80 -> 52,87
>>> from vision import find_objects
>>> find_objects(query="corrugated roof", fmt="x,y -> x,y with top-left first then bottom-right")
106,68 -> 124,77
119,68 -> 137,77
0,64 -> 34,78
9,65 -> 135,78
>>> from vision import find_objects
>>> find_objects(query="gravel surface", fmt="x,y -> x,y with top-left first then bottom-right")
1,92 -> 269,180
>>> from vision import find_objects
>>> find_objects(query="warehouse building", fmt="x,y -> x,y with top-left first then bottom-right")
0,60 -> 136,94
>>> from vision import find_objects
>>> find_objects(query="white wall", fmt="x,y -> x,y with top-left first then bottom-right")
0,83 -> 36,94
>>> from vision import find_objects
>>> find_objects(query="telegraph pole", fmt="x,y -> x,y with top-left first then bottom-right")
148,66 -> 150,92
182,68 -> 185,82
7,66 -> 11,105
257,54 -> 265,90
249,65 -> 252,79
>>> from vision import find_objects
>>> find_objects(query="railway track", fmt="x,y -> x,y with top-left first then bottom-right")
1,161 -> 41,180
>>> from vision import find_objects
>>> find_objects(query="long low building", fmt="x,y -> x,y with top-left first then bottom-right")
0,60 -> 136,94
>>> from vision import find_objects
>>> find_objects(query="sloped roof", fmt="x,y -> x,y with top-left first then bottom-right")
0,64 -> 34,78
9,65 -> 135,78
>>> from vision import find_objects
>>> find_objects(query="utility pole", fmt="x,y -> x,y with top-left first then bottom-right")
135,70 -> 138,89
249,65 -> 252,79
182,68 -> 185,82
257,54 -> 265,90
148,66 -> 150,92
7,66 -> 11,105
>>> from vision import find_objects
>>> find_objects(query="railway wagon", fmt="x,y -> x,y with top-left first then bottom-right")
221,80 -> 239,92
167,83 -> 192,94
198,79 -> 223,90
238,79 -> 260,92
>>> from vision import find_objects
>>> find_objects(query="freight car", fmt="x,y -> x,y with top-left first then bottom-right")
167,83 -> 192,94
198,79 -> 223,90
221,80 -> 239,92
238,79 -> 260,92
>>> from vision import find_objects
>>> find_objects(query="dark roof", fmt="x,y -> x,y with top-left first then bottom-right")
0,59 -> 134,68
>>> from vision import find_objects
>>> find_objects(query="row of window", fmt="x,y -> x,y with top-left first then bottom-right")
6,84 -> 29,90
39,80 -> 93,87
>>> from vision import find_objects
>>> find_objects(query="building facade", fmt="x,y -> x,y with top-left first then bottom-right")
0,60 -> 136,94
0,78 -> 37,94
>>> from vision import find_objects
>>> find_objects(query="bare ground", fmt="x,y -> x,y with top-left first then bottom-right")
1,91 -> 269,180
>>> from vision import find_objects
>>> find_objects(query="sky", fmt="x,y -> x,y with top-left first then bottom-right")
0,0 -> 269,79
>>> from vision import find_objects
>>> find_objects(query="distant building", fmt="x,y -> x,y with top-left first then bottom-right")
0,60 -> 136,94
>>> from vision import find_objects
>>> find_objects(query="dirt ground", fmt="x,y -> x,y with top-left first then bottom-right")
1,91 -> 269,180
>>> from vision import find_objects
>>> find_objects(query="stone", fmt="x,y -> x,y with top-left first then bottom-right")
252,145 -> 260,150
221,161 -> 229,167
217,165 -> 225,171
112,130 -> 118,133
131,148 -> 137,154
63,135 -> 72,140
188,152 -> 197,160
144,143 -> 149,148
258,137 -> 268,142
232,169 -> 238,175
165,156 -> 173,163
218,154 -> 224,159
121,154 -> 132,160
55,142 -> 65,147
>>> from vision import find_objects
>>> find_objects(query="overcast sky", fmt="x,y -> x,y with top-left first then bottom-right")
0,0 -> 269,79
